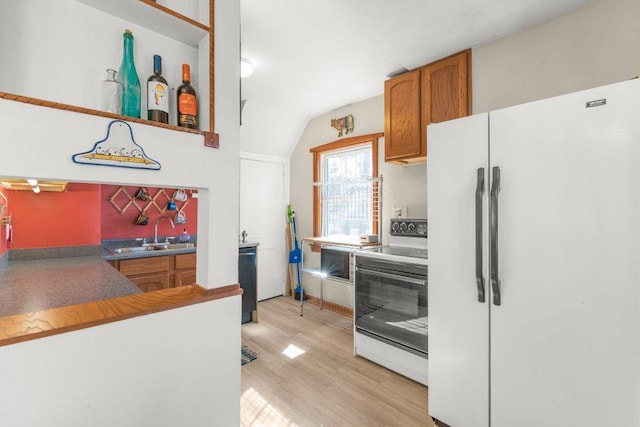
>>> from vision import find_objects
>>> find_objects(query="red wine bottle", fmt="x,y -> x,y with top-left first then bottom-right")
177,63 -> 197,128
147,54 -> 169,123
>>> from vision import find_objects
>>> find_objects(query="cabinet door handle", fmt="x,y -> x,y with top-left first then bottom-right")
475,168 -> 486,303
490,166 -> 501,306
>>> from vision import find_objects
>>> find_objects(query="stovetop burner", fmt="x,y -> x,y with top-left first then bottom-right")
356,219 -> 428,265
358,245 -> 428,265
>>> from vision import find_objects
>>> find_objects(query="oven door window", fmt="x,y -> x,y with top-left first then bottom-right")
355,263 -> 428,355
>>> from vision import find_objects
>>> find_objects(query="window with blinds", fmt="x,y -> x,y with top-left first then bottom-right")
316,146 -> 379,237
310,133 -> 382,239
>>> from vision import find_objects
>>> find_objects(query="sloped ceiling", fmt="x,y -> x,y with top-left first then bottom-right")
239,0 -> 594,158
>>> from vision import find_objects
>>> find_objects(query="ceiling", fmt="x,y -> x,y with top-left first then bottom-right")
239,0 -> 594,158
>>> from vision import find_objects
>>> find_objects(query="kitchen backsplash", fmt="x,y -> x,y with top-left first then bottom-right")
101,185 -> 198,240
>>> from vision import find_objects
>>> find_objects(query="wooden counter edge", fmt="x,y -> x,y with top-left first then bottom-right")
0,283 -> 241,347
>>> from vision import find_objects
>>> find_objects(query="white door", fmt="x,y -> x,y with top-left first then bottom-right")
240,158 -> 286,301
427,113 -> 490,427
490,80 -> 640,426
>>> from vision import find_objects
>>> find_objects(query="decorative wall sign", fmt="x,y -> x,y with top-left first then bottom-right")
72,120 -> 161,170
330,114 -> 354,137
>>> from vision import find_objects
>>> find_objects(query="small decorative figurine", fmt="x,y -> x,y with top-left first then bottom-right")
330,114 -> 354,137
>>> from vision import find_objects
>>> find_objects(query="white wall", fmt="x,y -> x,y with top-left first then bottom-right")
289,0 -> 640,308
0,297 -> 241,427
473,0 -> 640,114
0,0 -> 242,424
289,95 -> 426,307
0,0 -> 241,289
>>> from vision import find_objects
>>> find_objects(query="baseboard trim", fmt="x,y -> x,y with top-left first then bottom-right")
304,295 -> 353,318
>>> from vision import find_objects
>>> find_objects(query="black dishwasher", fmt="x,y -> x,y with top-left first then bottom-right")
238,246 -> 257,323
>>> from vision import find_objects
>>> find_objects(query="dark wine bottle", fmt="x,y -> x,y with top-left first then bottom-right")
177,63 -> 197,129
147,54 -> 169,123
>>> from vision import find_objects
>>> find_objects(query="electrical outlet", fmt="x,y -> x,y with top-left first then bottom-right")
393,206 -> 408,218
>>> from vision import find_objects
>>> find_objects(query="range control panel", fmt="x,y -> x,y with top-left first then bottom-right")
390,219 -> 428,237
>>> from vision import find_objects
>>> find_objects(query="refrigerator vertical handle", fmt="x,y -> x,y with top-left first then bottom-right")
475,168 -> 486,303
490,166 -> 501,306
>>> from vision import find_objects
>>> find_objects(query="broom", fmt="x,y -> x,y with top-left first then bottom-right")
287,205 -> 304,300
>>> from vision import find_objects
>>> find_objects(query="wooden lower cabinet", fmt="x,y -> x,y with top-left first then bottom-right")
173,253 -> 197,287
118,256 -> 170,277
111,253 -> 197,291
175,253 -> 196,270
128,272 -> 170,292
175,269 -> 197,287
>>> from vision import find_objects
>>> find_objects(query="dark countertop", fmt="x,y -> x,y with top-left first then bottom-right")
0,256 -> 142,317
239,241 -> 259,249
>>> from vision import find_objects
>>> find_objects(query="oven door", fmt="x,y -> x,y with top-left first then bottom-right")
355,256 -> 428,357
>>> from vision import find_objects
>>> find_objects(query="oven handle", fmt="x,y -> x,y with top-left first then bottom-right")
355,267 -> 427,286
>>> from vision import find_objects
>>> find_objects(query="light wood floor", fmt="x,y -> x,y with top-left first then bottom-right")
241,296 -> 435,426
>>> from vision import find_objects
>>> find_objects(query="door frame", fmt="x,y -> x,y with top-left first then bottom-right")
239,151 -> 290,298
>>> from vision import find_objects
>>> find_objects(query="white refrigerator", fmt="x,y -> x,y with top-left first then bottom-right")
427,79 -> 640,427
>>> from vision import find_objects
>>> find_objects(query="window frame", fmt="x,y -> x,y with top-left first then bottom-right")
310,132 -> 382,237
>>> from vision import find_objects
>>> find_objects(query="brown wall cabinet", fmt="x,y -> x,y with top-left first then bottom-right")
111,253 -> 197,292
384,49 -> 471,164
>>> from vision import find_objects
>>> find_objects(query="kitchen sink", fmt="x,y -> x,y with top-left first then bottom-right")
109,246 -> 155,254
154,242 -> 196,250
108,242 -> 196,254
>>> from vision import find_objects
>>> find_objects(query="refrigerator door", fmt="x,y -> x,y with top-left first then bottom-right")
427,113 -> 490,426
489,79 -> 640,426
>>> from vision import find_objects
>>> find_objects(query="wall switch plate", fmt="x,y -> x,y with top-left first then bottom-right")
393,206 -> 408,219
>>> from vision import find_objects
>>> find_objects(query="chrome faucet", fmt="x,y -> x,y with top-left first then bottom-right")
154,215 -> 175,244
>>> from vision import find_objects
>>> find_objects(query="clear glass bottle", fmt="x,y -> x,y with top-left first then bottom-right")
101,69 -> 122,114
118,29 -> 141,118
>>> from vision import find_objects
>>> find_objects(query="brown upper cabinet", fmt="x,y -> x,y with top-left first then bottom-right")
384,49 -> 471,164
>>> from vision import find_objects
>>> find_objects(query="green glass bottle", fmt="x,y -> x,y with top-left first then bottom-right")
118,29 -> 141,118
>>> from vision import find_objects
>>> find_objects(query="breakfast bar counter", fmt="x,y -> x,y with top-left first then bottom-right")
0,256 -> 142,318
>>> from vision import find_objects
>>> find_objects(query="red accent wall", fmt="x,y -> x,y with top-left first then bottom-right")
9,183 -> 101,249
0,187 -> 8,256
100,185 -> 198,240
2,184 -> 198,250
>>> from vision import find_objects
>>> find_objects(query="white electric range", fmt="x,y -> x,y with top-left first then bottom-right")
353,219 -> 429,385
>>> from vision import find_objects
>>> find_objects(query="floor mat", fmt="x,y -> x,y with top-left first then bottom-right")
241,347 -> 258,366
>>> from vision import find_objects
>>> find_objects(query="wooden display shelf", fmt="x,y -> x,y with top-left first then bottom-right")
0,91 -> 219,148
74,0 -> 209,47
